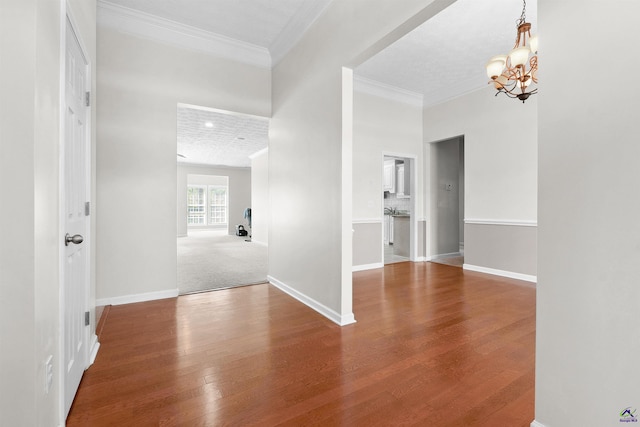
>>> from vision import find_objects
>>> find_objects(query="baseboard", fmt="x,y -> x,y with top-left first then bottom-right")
96,288 -> 179,306
463,264 -> 537,283
352,262 -> 383,272
89,334 -> 100,365
251,239 -> 268,247
267,275 -> 356,326
531,421 -> 546,427
414,256 -> 427,262
432,251 -> 462,260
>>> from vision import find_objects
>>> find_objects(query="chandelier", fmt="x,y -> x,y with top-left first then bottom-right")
485,0 -> 538,103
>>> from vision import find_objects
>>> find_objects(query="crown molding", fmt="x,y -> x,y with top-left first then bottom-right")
270,0 -> 333,66
97,0 -> 271,69
353,75 -> 424,108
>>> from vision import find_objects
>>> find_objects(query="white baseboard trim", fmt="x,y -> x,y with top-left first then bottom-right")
352,218 -> 382,224
267,275 -> 356,326
250,239 -> 268,247
89,334 -> 100,365
465,218 -> 537,227
432,252 -> 462,260
96,288 -> 179,306
352,262 -> 384,272
531,420 -> 546,427
414,256 -> 427,262
463,264 -> 537,283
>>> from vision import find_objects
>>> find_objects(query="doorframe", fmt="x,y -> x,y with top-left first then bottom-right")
425,135 -> 465,261
381,151 -> 418,263
58,4 -> 94,422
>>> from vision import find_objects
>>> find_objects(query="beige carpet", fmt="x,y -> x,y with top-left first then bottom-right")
177,230 -> 268,294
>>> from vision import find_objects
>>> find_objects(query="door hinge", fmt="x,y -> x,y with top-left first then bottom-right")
85,91 -> 90,107
84,311 -> 90,327
85,201 -> 90,216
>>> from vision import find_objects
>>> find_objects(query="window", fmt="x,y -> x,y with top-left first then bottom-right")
187,184 -> 228,227
187,186 -> 206,225
208,186 -> 227,225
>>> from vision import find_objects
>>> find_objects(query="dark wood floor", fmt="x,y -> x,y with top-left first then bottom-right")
67,262 -> 536,426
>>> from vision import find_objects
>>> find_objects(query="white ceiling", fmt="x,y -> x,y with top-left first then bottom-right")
102,0 -> 537,166
177,106 -> 268,168
356,0 -> 537,107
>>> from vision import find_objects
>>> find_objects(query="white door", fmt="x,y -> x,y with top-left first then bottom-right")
63,17 -> 90,418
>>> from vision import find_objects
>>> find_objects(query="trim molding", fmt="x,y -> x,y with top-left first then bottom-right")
353,262 -> 384,272
250,239 -> 268,247
431,252 -> 462,260
270,0 -> 332,66
463,264 -> 537,283
96,288 -> 179,306
531,421 -> 546,427
97,0 -> 270,69
465,218 -> 537,227
268,275 -> 356,326
89,334 -> 100,365
352,218 -> 382,224
354,75 -> 424,107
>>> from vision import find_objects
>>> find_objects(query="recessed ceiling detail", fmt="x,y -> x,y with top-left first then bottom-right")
177,106 -> 268,168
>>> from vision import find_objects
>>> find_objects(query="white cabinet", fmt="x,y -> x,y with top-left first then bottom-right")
383,215 -> 395,244
396,162 -> 410,198
383,160 -> 395,193
396,164 -> 405,196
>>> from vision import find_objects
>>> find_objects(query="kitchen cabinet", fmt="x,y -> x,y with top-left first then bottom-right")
384,214 -> 393,244
393,215 -> 410,257
396,162 -> 410,198
383,160 -> 395,193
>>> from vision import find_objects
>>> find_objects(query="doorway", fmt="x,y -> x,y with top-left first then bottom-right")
176,105 -> 269,294
429,136 -> 464,266
383,155 -> 415,264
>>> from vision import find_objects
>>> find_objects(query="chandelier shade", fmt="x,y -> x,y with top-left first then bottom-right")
486,0 -> 538,103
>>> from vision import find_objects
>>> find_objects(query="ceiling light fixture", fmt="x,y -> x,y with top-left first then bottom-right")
486,0 -> 538,103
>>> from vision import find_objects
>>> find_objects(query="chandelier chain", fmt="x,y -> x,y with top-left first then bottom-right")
517,0 -> 527,27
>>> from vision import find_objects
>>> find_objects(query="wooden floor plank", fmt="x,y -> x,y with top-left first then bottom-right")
67,262 -> 535,426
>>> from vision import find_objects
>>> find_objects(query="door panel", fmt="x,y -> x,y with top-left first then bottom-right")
63,17 -> 89,418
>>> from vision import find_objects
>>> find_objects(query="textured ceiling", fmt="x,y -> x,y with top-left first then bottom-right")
177,106 -> 268,168
356,0 -> 538,107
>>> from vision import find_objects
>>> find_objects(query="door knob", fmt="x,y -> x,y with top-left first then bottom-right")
65,233 -> 84,246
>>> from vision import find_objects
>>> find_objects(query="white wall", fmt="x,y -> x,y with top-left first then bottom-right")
535,1 -> 640,426
0,1 -> 97,424
96,24 -> 270,302
423,87 -> 537,277
270,0 -> 452,324
177,165 -> 251,236
353,91 -> 424,220
352,90 -> 423,267
423,88 -> 537,222
250,149 -> 269,245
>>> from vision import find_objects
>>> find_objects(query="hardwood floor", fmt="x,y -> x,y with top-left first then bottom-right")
67,262 -> 535,426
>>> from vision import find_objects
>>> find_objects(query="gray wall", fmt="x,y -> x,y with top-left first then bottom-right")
177,165 -> 251,237
465,223 -> 536,277
431,136 -> 462,256
352,222 -> 383,267
535,1 -> 640,425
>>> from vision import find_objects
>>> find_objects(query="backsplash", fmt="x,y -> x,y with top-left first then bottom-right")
384,192 -> 411,213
